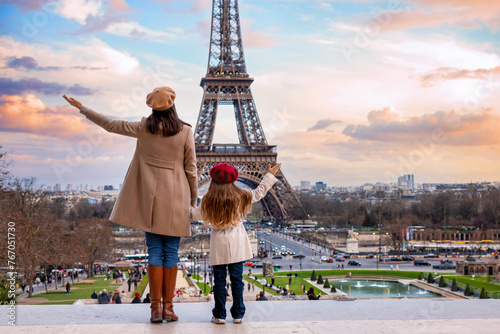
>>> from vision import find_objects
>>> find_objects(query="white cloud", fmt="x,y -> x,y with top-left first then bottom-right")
56,0 -> 103,25
106,22 -> 178,42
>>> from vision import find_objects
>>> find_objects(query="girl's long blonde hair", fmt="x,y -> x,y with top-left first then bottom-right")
200,181 -> 252,228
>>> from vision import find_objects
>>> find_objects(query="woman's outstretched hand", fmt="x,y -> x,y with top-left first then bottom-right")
62,95 -> 82,109
268,163 -> 282,176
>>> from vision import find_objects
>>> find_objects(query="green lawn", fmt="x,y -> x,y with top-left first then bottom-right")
33,276 -> 123,301
191,274 -> 210,296
38,300 -> 75,305
243,277 -> 279,296
244,274 -> 327,296
445,276 -> 500,294
274,270 -> 449,280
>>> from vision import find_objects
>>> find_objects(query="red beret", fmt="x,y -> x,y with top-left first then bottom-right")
210,164 -> 238,184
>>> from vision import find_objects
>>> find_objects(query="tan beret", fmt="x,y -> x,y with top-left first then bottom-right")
146,86 -> 176,110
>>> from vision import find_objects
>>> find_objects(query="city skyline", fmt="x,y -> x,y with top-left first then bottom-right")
0,0 -> 499,187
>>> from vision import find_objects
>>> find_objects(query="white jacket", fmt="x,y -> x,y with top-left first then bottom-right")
190,173 -> 277,266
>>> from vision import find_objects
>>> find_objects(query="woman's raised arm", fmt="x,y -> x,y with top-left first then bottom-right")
62,94 -> 141,138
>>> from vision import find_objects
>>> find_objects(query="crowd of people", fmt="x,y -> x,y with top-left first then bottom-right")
91,288 -> 151,304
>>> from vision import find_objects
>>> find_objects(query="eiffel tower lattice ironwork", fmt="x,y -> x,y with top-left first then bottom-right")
194,0 -> 306,220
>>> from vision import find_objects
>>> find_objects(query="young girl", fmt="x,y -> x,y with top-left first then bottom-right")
191,162 -> 281,324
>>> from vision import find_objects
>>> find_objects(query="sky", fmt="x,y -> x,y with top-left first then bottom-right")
0,0 -> 499,189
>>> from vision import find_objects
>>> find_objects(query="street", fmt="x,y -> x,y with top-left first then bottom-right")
250,231 -> 456,274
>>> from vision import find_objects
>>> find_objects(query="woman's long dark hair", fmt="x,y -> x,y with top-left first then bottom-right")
146,104 -> 191,137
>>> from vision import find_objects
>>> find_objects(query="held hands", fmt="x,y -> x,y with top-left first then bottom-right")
267,163 -> 282,176
62,95 -> 83,109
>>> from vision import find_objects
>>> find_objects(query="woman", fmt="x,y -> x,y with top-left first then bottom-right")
307,287 -> 321,300
112,288 -> 122,304
63,86 -> 197,323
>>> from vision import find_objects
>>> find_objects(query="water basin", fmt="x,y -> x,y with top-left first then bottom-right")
335,280 -> 442,298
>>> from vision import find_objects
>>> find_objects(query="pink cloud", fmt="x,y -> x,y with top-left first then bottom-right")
241,19 -> 275,48
364,0 -> 500,32
419,66 -> 500,86
0,94 -> 94,138
343,107 -> 500,146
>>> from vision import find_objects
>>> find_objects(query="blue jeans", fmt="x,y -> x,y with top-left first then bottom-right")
212,261 -> 245,320
145,232 -> 180,268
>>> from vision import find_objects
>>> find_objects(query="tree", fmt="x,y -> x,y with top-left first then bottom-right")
483,190 -> 500,238
330,282 -> 336,293
0,177 -> 57,297
479,288 -> 489,299
432,192 -> 455,224
363,213 -> 374,228
323,278 -> 330,288
451,279 -> 458,292
317,274 -> 324,284
388,215 -> 415,253
464,284 -> 472,296
73,217 -> 115,277
418,272 -> 423,280
427,273 -> 434,284
310,270 -> 317,281
438,276 -> 446,287
0,144 -> 12,190
458,188 -> 479,220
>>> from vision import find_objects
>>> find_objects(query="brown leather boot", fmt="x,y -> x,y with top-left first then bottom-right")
163,266 -> 178,321
148,265 -> 163,323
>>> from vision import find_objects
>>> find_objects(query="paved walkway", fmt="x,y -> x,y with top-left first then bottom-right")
2,299 -> 499,333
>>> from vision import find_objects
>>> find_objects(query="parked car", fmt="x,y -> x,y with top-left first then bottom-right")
272,263 -> 283,269
348,260 -> 361,266
272,254 -> 283,259
465,256 -> 477,261
253,261 -> 263,268
424,253 -> 439,258
335,256 -> 345,262
320,256 -> 329,262
293,253 -> 306,259
432,262 -> 456,270
366,254 -> 375,259
401,256 -> 414,261
414,259 -> 431,266
390,257 -> 403,262
324,258 -> 334,263
244,260 -> 258,267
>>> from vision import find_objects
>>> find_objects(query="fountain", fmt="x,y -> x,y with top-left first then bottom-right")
333,280 -> 442,298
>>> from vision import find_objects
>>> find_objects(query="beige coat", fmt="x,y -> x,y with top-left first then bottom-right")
82,107 -> 198,236
191,173 -> 277,266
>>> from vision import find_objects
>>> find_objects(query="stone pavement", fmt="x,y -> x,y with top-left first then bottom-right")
2,299 -> 499,333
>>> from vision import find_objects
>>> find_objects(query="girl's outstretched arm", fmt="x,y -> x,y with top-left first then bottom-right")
62,94 -> 141,138
251,163 -> 281,203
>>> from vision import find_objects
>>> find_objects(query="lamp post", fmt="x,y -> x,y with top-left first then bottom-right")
203,251 -> 207,294
377,226 -> 381,270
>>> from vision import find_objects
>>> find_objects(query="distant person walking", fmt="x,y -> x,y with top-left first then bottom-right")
191,163 -> 281,324
65,283 -> 71,295
63,87 -> 197,323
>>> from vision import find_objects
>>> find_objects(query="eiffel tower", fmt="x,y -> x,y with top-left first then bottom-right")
194,0 -> 306,221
